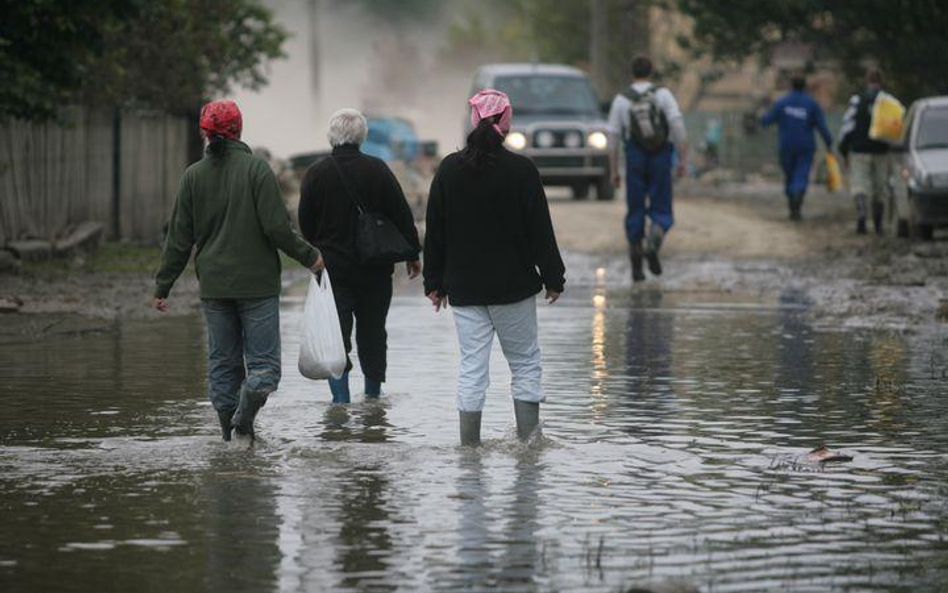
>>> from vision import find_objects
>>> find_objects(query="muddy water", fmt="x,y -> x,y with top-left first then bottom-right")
2,269 -> 948,593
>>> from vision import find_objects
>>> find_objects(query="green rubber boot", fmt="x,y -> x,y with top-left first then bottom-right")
514,400 -> 540,442
459,411 -> 482,447
231,387 -> 268,443
217,408 -> 235,442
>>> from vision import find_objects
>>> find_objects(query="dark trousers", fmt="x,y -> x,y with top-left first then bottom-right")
624,141 -> 674,242
333,275 -> 393,382
779,143 -> 814,198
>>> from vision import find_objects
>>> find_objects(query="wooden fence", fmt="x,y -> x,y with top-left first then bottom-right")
0,108 -> 189,246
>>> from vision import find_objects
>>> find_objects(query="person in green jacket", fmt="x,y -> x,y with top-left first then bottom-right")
152,100 -> 323,444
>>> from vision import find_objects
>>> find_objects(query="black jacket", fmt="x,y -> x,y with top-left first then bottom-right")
423,148 -> 566,306
839,88 -> 890,156
298,145 -> 421,284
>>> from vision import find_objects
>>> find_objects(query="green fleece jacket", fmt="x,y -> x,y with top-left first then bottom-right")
155,140 -> 319,299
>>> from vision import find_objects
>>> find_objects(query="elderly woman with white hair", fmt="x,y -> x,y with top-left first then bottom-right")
298,108 -> 422,403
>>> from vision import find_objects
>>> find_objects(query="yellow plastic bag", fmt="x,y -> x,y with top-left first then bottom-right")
869,91 -> 905,143
825,153 -> 843,192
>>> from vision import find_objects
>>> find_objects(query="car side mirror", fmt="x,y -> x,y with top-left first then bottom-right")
600,101 -> 612,116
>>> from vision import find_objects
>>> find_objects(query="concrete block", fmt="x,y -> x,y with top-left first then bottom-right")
0,249 -> 20,273
54,221 -> 106,257
8,239 -> 52,262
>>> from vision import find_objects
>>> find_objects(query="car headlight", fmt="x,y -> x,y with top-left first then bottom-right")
535,130 -> 555,148
505,132 -> 527,150
587,131 -> 608,150
564,131 -> 583,148
911,169 -> 931,190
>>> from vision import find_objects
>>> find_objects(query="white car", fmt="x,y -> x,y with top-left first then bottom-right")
891,96 -> 948,239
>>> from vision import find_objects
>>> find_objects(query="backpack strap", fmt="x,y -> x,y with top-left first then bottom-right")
330,156 -> 365,214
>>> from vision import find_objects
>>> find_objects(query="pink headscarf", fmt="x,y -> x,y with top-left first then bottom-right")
469,89 -> 512,137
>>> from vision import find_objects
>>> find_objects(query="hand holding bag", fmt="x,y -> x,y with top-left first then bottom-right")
331,157 -> 417,265
825,153 -> 843,192
298,270 -> 347,380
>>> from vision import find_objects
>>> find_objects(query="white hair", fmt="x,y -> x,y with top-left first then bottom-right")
327,108 -> 368,147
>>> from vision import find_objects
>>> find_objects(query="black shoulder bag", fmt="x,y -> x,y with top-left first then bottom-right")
330,157 -> 417,266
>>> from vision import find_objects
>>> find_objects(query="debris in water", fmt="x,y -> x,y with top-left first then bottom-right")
806,445 -> 853,464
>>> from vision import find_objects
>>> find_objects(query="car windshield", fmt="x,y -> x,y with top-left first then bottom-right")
915,106 -> 948,150
492,74 -> 599,115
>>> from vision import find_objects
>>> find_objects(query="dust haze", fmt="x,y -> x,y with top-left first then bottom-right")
234,0 -> 494,160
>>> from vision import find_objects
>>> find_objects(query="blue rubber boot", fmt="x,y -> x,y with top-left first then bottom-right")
329,372 -> 350,404
365,378 -> 382,398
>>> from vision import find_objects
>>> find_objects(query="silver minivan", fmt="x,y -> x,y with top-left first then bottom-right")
891,96 -> 948,239
468,63 -> 614,200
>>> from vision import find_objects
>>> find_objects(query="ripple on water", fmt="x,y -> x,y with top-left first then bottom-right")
1,284 -> 948,592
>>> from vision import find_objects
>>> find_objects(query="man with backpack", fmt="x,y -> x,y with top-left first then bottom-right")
839,69 -> 896,235
608,54 -> 688,282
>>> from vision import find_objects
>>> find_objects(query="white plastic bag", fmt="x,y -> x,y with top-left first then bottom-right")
298,271 -> 347,380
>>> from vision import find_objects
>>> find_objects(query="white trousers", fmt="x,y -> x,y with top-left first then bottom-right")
452,296 -> 544,412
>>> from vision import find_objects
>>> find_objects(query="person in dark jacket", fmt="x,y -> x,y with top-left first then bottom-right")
839,69 -> 895,235
423,89 -> 566,447
760,74 -> 833,220
153,99 -> 324,444
298,108 -> 422,404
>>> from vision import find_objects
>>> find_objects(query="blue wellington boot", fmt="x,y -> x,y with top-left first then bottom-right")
329,372 -> 351,404
365,378 -> 382,398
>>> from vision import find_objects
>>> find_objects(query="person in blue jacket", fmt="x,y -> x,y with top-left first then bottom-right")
761,74 -> 833,220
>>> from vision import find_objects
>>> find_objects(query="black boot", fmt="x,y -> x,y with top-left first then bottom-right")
856,217 -> 867,235
217,408 -> 235,442
645,226 -> 664,276
790,193 -> 803,221
459,411 -> 481,447
231,387 -> 268,443
896,218 -> 910,238
629,242 -> 645,282
872,202 -> 884,235
514,400 -> 540,442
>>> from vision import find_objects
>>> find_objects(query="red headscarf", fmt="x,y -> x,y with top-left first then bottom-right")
199,99 -> 242,140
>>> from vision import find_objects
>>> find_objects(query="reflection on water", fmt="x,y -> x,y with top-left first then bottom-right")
2,279 -> 948,592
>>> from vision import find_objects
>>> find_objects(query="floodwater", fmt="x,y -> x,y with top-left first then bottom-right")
2,264 -> 948,593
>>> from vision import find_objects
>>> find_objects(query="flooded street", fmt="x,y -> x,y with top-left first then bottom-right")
2,261 -> 948,593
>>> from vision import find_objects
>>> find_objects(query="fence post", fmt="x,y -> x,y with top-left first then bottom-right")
111,108 -> 122,239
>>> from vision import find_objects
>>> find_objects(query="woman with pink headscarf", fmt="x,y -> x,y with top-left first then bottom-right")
423,89 -> 566,446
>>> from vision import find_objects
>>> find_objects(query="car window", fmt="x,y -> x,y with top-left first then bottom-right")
916,106 -> 948,150
492,75 -> 599,115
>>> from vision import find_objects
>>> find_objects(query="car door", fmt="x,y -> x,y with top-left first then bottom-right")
890,102 -> 917,222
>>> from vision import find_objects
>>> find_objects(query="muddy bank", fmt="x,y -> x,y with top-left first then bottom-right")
547,180 -> 947,330
2,180 -> 946,331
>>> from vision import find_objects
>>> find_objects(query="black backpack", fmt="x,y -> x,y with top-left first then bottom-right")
622,85 -> 669,153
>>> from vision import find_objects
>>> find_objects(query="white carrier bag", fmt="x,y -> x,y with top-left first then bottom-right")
298,271 -> 347,380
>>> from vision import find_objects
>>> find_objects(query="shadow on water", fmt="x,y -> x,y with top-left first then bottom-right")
3,281 -> 948,592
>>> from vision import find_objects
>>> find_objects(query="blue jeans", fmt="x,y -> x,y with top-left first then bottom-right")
625,141 -> 674,242
202,297 -> 281,413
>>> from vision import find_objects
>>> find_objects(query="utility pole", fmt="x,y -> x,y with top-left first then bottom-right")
590,0 -> 610,98
626,0 -> 650,57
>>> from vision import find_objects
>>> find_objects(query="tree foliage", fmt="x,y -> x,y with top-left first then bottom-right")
675,0 -> 948,101
0,0 -> 287,121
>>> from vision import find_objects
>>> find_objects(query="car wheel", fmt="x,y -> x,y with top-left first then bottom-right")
595,176 -> 615,201
906,190 -> 934,241
572,183 -> 590,200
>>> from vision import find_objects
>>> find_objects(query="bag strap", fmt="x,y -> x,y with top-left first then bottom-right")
330,156 -> 365,214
